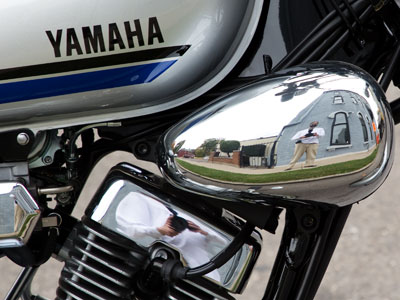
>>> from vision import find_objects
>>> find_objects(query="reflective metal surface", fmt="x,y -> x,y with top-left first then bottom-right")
0,0 -> 262,133
88,174 -> 260,292
0,182 -> 40,248
159,63 -> 394,206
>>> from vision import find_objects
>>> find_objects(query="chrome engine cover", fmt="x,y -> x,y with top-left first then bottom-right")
55,163 -> 262,299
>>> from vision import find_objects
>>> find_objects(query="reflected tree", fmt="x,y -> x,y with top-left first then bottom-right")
194,147 -> 205,157
200,138 -> 220,155
220,140 -> 240,157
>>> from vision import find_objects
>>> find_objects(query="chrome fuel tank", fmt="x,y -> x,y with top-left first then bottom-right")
0,0 -> 262,132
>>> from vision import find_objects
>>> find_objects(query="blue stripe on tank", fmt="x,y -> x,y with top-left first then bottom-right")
0,60 -> 176,104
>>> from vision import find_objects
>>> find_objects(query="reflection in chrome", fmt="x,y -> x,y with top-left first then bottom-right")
89,178 -> 259,292
159,63 -> 394,206
0,182 -> 40,248
115,191 -> 227,282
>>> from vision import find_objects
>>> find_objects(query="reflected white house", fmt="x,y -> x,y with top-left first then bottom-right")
274,90 -> 379,167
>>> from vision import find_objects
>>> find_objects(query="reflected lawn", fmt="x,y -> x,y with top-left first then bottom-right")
176,149 -> 377,183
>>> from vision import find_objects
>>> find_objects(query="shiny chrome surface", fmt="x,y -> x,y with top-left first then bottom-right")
0,182 -> 40,248
37,185 -> 74,196
88,176 -> 260,293
159,63 -> 394,206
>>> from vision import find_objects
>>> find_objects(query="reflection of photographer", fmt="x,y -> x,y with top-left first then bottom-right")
157,213 -> 209,237
286,121 -> 325,170
304,129 -> 316,138
157,216 -> 180,237
115,192 -> 227,282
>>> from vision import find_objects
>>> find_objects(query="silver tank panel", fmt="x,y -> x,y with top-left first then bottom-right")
0,0 -> 262,132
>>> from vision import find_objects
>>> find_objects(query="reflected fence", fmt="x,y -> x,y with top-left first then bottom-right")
240,142 -> 277,168
206,141 -> 277,169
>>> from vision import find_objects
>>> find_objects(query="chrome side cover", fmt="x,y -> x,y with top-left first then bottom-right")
0,182 -> 40,248
159,63 -> 394,206
87,163 -> 261,293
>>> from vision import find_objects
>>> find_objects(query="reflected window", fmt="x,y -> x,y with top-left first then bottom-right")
358,113 -> 368,142
331,112 -> 350,145
333,96 -> 344,104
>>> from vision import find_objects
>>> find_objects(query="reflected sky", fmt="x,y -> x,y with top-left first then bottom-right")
178,85 -> 323,149
176,72 -> 381,150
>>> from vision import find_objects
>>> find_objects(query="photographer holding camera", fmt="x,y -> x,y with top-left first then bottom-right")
115,192 -> 227,281
285,121 -> 325,170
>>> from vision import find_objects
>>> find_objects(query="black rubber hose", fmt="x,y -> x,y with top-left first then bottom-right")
163,222 -> 255,281
185,222 -> 255,278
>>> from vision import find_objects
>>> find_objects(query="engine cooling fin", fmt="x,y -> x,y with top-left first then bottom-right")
56,219 -> 148,300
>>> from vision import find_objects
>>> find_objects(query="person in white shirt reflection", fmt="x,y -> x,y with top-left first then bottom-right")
115,192 -> 227,282
285,121 -> 325,170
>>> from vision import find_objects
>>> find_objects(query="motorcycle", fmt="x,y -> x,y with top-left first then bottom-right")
0,0 -> 399,299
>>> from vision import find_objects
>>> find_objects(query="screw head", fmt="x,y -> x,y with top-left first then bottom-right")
136,142 -> 150,156
43,156 -> 53,165
302,214 -> 316,229
17,133 -> 30,146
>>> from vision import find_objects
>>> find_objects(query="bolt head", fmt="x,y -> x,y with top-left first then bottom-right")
302,215 -> 316,228
43,156 -> 53,164
17,133 -> 30,146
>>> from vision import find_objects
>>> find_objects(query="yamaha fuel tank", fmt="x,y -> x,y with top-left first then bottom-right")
0,0 -> 262,132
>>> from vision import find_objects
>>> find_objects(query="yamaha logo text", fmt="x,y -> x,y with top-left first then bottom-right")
46,17 -> 164,58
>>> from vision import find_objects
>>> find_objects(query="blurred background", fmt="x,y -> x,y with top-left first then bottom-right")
0,90 -> 399,300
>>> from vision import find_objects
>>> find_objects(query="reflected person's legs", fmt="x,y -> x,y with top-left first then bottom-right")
304,143 -> 319,167
286,143 -> 306,170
